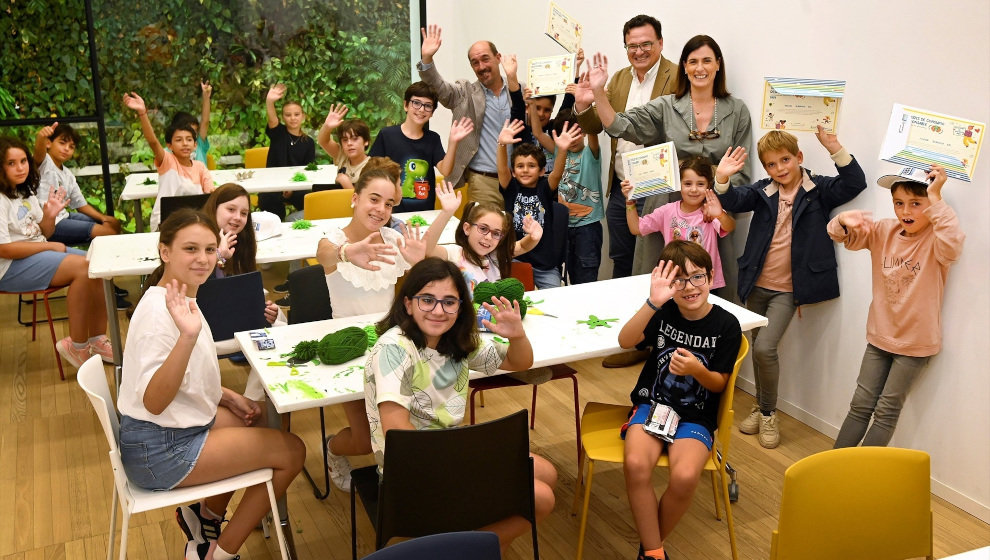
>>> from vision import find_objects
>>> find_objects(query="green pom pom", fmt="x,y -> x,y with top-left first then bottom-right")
291,219 -> 313,230
305,162 -> 319,171
407,214 -> 429,227
291,172 -> 308,182
318,326 -> 370,364
363,325 -> 378,347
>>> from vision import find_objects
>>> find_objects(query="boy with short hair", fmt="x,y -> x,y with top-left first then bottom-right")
549,111 -> 603,284
829,164 -> 964,448
33,123 -> 122,244
168,81 -> 213,165
123,92 -> 214,232
317,104 -> 371,190
617,240 -> 742,560
714,125 -> 866,448
496,120 -> 562,289
369,81 -> 474,212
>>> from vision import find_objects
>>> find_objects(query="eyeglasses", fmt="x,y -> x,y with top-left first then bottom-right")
688,129 -> 721,141
624,41 -> 655,53
470,223 -> 504,240
671,273 -> 709,290
408,99 -> 436,113
411,295 -> 462,314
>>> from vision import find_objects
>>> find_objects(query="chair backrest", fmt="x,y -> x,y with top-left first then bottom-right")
364,531 -> 501,560
76,355 -> 119,452
771,447 -> 932,560
550,202 -> 568,269
303,188 -> 354,220
377,410 -> 537,553
713,335 -> 749,454
287,264 -> 333,324
244,146 -> 269,169
434,185 -> 470,219
206,153 -> 217,170
196,271 -> 268,341
160,193 -> 212,224
510,261 -> 535,292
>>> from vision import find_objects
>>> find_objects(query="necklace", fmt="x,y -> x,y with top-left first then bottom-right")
288,132 -> 305,146
689,97 -> 720,141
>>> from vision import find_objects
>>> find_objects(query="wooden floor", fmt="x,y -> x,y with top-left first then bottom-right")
1,274 -> 988,559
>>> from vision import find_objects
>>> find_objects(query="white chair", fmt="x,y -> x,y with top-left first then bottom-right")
76,356 -> 288,560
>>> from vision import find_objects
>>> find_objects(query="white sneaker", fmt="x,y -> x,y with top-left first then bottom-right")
324,435 -> 353,492
739,406 -> 761,435
758,412 -> 780,449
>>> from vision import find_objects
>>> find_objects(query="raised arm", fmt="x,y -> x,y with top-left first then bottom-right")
122,93 -> 165,167
620,180 -> 642,235
496,119 -> 525,187
418,25 -> 467,109
618,261 -> 679,348
199,82 -> 212,139
317,103 -> 348,159
436,117 -> 474,178
548,121 -> 581,190
525,87 -> 555,151
482,297 -> 534,371
513,214 -> 543,256
424,181 -> 460,259
265,84 -> 285,129
315,232 -> 398,275
33,122 -> 56,165
142,280 -> 203,415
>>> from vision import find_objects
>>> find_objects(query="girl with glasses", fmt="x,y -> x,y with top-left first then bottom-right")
365,257 -> 556,554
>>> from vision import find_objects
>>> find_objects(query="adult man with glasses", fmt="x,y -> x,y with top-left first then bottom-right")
575,14 -> 678,367
418,24 -> 521,207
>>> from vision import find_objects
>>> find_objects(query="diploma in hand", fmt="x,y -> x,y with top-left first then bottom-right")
622,142 -> 680,200
761,77 -> 845,133
527,53 -> 576,97
879,103 -> 984,182
545,1 -> 583,53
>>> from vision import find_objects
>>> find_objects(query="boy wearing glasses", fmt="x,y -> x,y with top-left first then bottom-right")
617,240 -> 741,560
369,81 -> 474,212
713,126 -> 866,448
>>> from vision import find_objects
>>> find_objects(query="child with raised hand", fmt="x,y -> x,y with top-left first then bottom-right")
258,83 -> 316,219
521,48 -> 584,174
496,119 -> 563,289
623,155 -> 734,291
714,125 -> 866,448
118,209 -> 304,560
33,122 -> 122,244
829,164 -> 964,448
364,257 -> 556,554
0,136 -> 111,368
123,92 -> 214,232
616,240 -> 742,560
169,81 -> 214,165
316,103 -> 371,189
424,181 -> 542,294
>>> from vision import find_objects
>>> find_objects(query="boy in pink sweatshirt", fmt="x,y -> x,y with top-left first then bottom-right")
828,164 -> 964,447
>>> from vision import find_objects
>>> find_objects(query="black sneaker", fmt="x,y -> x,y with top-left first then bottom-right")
273,281 -> 290,293
275,294 -> 291,306
185,541 -> 239,560
113,283 -> 129,297
637,544 -> 669,560
176,502 -> 222,544
115,294 -> 131,310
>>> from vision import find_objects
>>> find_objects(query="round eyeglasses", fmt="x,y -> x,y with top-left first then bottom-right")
411,295 -> 462,314
671,273 -> 709,290
470,222 -> 504,241
408,99 -> 436,113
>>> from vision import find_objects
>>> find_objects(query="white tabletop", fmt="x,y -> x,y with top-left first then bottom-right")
943,547 -> 990,560
121,164 -> 339,201
234,274 -> 768,414
87,209 -> 458,279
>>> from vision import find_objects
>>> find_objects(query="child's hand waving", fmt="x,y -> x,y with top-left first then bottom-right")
164,279 -> 202,339
267,84 -> 287,102
838,210 -> 874,235
218,229 -> 238,260
714,146 -> 747,184
449,117 -> 475,143
324,103 -> 349,129
702,190 -> 724,223
435,181 -> 461,214
122,92 -> 147,114
482,296 -> 526,339
522,214 -> 543,244
814,124 -> 843,155
649,259 -> 681,310
552,121 -> 583,153
497,119 -> 525,146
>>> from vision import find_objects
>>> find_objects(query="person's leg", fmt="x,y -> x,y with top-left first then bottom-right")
623,424 -> 666,551
257,192 -> 286,220
605,175 -> 636,278
329,400 -> 373,455
479,452 -> 557,553
180,406 -> 306,554
466,173 -> 503,207
50,253 -> 105,343
48,214 -> 97,245
567,222 -> 602,285
745,288 -> 797,414
861,353 -> 929,446
658,435 -> 710,540
834,344 -> 892,448
531,266 -> 562,290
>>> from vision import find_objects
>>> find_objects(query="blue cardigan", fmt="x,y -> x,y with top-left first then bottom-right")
717,158 -> 867,305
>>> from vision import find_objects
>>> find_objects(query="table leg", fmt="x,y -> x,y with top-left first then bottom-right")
299,408 -> 332,499
133,200 -> 144,233
266,398 -> 299,559
102,278 -> 124,391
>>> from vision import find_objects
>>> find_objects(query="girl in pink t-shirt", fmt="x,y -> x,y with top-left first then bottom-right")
622,156 -> 735,289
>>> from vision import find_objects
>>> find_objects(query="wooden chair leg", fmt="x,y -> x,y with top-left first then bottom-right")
529,385 -> 538,429
570,373 -> 581,469
31,292 -> 39,340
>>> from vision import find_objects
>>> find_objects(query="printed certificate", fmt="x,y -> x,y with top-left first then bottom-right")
621,142 -> 679,199
545,1 -> 583,53
760,77 -> 845,133
879,104 -> 984,182
527,53 -> 576,97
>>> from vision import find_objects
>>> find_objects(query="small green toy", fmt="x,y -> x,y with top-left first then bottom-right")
406,214 -> 429,227
291,219 -> 314,230
291,172 -> 308,182
304,162 -> 319,171
141,177 -> 157,185
577,315 -> 619,329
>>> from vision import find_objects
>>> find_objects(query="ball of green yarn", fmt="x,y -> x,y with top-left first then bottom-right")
318,326 -> 369,364
473,281 -> 500,306
363,324 -> 379,347
290,340 -> 320,362
496,278 -> 526,304
473,278 -> 528,319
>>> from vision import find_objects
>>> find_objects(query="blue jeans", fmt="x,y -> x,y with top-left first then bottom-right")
49,213 -> 99,245
605,175 -> 643,278
566,221 -> 602,284
531,266 -> 562,290
118,415 -> 213,490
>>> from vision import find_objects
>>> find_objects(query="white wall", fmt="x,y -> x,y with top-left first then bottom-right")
423,0 -> 990,522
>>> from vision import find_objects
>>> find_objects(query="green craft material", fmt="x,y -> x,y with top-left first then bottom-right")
304,162 -> 319,171
577,315 -> 619,329
291,219 -> 313,230
363,324 -> 379,347
473,278 -> 528,318
407,214 -> 429,227
282,340 -> 319,362
267,361 -> 288,367
287,380 -> 324,399
492,336 -> 508,344
291,171 -> 308,182
318,326 -> 369,364
141,177 -> 156,185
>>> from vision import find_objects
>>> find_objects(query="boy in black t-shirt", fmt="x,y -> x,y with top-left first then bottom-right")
616,240 -> 742,560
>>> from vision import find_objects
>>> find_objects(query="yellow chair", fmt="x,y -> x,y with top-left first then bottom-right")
302,189 -> 354,265
434,185 -> 470,219
243,146 -> 269,169
574,335 -> 749,560
770,447 -> 933,560
206,152 -> 217,170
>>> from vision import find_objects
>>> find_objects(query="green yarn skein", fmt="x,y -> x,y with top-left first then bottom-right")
473,278 -> 528,318
363,324 -> 379,347
318,326 -> 370,364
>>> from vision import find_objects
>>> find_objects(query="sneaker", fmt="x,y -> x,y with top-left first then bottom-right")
56,337 -> 91,368
88,335 -> 114,363
739,406 -> 761,435
113,283 -> 129,297
176,502 -> 223,545
185,541 -> 239,560
275,295 -> 291,307
115,293 -> 131,310
324,435 -> 353,492
637,544 -> 669,560
273,281 -> 290,293
758,411 -> 780,449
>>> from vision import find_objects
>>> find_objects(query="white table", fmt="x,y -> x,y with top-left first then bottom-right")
122,164 -> 338,232
944,547 -> 990,560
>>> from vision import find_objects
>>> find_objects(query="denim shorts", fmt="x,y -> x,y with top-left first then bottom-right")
0,247 -> 86,292
49,213 -> 99,245
620,403 -> 714,450
119,415 -> 213,490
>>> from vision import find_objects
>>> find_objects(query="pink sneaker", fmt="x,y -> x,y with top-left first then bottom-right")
56,337 -> 92,369
88,335 -> 114,363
